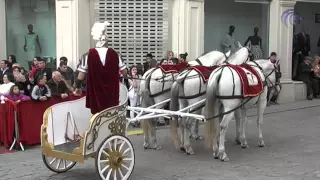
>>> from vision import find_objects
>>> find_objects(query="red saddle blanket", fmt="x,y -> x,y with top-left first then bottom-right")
158,62 -> 189,73
226,64 -> 264,97
188,65 -> 219,82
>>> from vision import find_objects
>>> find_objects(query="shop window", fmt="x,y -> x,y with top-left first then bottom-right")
6,0 -> 56,70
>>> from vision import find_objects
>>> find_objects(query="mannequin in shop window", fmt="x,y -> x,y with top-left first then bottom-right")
24,24 -> 42,64
295,27 -> 310,57
222,25 -> 238,54
244,27 -> 263,59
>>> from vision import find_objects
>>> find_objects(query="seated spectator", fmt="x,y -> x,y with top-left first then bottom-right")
58,61 -> 74,87
0,60 -> 12,84
298,56 -> 319,100
267,52 -> 281,105
13,67 -> 31,95
0,74 -> 15,95
47,71 -> 69,99
12,63 -> 20,68
178,52 -> 188,63
31,75 -> 51,101
7,55 -> 17,68
160,58 -> 168,65
33,58 -> 52,85
58,57 -> 74,81
4,85 -> 30,103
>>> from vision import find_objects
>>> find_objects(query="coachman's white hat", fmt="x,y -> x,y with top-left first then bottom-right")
91,21 -> 111,47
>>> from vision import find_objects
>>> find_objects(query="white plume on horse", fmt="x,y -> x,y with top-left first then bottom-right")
91,21 -> 111,41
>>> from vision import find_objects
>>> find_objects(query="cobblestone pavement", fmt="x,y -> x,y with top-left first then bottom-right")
1,101 -> 320,180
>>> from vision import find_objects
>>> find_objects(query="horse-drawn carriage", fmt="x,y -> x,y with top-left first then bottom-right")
41,46 -> 277,179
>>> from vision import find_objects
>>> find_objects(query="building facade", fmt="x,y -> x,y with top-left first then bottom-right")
1,0 -> 319,102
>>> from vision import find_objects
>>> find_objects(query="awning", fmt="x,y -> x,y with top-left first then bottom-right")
234,0 -> 272,4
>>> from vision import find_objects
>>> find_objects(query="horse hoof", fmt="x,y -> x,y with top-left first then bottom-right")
219,152 -> 229,162
195,136 -> 203,140
221,156 -> 230,162
154,145 -> 162,150
241,144 -> 249,149
180,147 -> 186,152
235,138 -> 241,145
258,140 -> 265,147
186,148 -> 195,155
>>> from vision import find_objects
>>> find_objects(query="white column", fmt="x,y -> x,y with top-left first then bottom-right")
171,0 -> 204,61
269,0 -> 296,80
0,0 -> 6,60
55,0 -> 92,69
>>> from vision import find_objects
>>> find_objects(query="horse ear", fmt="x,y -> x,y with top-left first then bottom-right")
237,41 -> 242,48
225,50 -> 231,57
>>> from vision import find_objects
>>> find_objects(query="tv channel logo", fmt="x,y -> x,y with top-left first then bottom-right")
281,9 -> 303,27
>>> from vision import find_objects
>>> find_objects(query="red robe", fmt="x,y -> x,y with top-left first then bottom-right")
86,48 -> 120,114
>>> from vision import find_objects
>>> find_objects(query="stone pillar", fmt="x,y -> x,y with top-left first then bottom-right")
269,0 -> 296,80
0,0 -> 6,60
269,0 -> 307,102
55,0 -> 92,69
171,0 -> 204,61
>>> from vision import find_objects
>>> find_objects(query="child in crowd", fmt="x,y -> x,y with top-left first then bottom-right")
5,85 -> 30,103
31,75 -> 51,101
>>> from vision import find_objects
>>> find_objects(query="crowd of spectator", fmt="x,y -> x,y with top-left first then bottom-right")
0,55 -> 74,104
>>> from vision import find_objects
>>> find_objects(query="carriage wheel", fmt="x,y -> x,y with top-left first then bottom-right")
42,154 -> 77,173
95,135 -> 135,180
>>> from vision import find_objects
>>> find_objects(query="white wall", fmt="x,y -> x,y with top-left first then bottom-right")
294,2 -> 320,55
0,0 -> 6,60
204,0 -> 269,57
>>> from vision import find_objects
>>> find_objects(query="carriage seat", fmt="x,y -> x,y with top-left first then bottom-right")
45,84 -> 128,146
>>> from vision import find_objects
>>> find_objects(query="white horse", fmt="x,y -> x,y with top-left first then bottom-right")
204,54 -> 276,161
169,49 -> 255,155
139,50 -> 230,150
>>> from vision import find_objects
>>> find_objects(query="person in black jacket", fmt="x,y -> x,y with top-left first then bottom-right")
298,56 -> 320,100
33,58 -> 52,84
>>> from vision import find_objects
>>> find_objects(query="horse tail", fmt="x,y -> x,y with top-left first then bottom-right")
169,81 -> 180,149
204,70 -> 221,150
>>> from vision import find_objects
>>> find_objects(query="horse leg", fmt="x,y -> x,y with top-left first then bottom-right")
141,119 -> 151,149
212,103 -> 221,159
179,117 -> 186,152
183,117 -> 195,155
257,92 -> 267,147
234,109 -> 241,145
190,109 -> 203,140
239,108 -> 249,148
149,118 -> 162,150
218,110 -> 235,162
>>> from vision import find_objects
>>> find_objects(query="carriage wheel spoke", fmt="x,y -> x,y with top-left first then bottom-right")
114,138 -> 117,151
49,158 -> 57,165
101,165 -> 110,174
122,148 -> 130,155
123,157 -> 133,161
100,159 -> 109,163
102,150 -> 110,157
121,163 -> 129,170
106,169 -> 112,179
108,142 -> 112,151
62,160 -> 66,169
56,159 -> 61,169
119,140 -> 125,152
113,169 -> 118,180
118,168 -> 124,178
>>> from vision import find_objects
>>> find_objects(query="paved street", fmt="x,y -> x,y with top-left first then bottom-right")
1,100 -> 320,180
